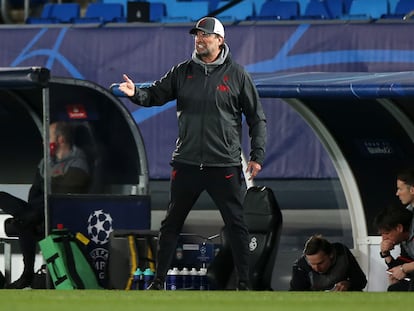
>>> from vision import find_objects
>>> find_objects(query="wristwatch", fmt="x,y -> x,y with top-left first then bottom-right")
380,251 -> 391,258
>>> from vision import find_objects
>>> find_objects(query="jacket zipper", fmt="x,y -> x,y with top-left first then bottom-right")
199,65 -> 210,170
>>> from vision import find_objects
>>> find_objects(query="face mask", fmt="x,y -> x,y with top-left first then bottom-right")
49,142 -> 57,157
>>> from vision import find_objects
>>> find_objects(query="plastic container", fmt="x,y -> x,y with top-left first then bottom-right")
132,268 -> 143,290
181,267 -> 190,289
190,268 -> 199,290
166,267 -> 180,290
199,267 -> 208,290
143,268 -> 155,290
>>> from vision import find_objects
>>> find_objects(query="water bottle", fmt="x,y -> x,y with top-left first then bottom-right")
143,268 -> 155,290
181,267 -> 190,290
190,268 -> 199,290
132,268 -> 143,290
166,267 -> 179,290
199,267 -> 208,290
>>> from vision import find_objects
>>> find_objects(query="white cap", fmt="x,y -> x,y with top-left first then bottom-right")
189,17 -> 225,38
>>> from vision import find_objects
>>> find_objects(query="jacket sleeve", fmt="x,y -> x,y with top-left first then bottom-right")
344,246 -> 368,291
386,246 -> 413,269
129,65 -> 179,107
289,257 -> 312,291
51,167 -> 91,194
239,70 -> 267,165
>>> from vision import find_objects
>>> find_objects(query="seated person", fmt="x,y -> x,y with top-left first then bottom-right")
0,121 -> 90,289
289,234 -> 367,291
374,204 -> 414,291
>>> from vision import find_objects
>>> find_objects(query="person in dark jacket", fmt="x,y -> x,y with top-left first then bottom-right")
374,204 -> 414,291
0,121 -> 90,289
289,235 -> 367,291
118,17 -> 267,290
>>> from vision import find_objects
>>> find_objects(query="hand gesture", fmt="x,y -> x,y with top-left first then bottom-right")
119,74 -> 136,97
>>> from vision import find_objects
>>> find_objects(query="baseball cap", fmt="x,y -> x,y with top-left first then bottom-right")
189,17 -> 225,38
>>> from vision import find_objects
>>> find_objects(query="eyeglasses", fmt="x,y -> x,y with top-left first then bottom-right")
192,31 -> 214,39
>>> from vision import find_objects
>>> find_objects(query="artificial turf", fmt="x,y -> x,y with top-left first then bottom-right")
0,290 -> 410,311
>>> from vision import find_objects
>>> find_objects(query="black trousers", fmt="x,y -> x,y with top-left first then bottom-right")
0,191 -> 42,277
388,278 -> 414,291
155,164 -> 250,283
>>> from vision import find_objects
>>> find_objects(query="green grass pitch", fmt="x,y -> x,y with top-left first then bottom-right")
0,290 -> 410,311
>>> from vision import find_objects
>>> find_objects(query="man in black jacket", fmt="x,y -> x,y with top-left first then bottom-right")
118,17 -> 266,290
289,235 -> 367,291
0,121 -> 90,289
374,204 -> 414,291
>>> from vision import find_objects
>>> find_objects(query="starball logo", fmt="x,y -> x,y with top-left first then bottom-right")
87,209 -> 113,282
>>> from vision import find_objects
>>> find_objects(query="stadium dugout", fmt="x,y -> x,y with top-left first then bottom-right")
0,67 -> 150,287
112,71 -> 414,291
252,71 -> 414,290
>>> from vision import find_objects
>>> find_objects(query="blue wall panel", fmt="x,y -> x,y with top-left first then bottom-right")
2,23 -> 413,179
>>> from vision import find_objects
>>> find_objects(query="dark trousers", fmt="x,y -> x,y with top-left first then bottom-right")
0,191 -> 41,277
388,278 -> 414,291
155,164 -> 250,283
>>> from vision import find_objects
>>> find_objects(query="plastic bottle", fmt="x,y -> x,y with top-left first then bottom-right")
166,267 -> 179,290
190,268 -> 199,290
132,268 -> 143,290
143,268 -> 155,290
181,267 -> 190,289
199,267 -> 208,290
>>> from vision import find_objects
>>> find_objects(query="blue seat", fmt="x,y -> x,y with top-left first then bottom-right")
26,3 -> 80,24
301,0 -> 343,19
342,0 -> 353,13
251,0 -> 267,16
73,3 -> 126,24
149,2 -> 166,22
342,0 -> 389,20
281,0 -> 310,15
382,0 -> 414,19
248,0 -> 299,21
102,0 -> 128,17
302,0 -> 330,19
326,0 -> 344,18
216,0 -> 254,22
161,1 -> 209,22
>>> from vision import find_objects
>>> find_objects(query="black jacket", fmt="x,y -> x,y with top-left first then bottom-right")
130,44 -> 266,167
289,243 -> 367,291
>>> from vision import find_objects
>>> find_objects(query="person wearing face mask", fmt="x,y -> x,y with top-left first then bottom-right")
0,121 -> 90,289
117,17 -> 266,290
289,235 -> 367,291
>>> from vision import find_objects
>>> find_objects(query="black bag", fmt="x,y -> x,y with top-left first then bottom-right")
31,264 -> 50,289
107,230 -> 158,290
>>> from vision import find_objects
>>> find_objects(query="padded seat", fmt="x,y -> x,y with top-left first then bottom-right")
73,3 -> 126,24
207,186 -> 283,290
301,0 -> 344,19
341,0 -> 389,20
381,0 -> 414,19
26,3 -> 80,24
248,0 -> 299,21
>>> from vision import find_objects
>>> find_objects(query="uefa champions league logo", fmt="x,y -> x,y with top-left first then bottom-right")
87,209 -> 114,245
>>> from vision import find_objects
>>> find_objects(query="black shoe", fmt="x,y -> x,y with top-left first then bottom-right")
5,275 -> 33,289
146,278 -> 164,290
237,281 -> 251,291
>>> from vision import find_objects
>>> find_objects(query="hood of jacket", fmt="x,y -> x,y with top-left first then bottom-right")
191,43 -> 230,74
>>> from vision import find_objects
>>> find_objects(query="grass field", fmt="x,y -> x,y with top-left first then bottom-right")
0,290 -> 410,311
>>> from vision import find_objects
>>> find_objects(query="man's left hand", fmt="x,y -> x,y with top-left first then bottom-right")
246,161 -> 262,180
